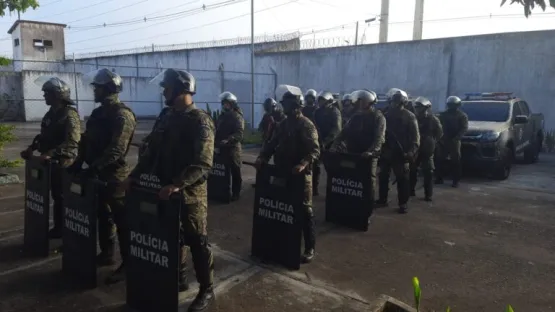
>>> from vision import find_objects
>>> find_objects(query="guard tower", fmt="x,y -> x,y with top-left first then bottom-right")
7,20 -> 66,68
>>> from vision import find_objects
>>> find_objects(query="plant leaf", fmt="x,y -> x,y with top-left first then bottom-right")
412,277 -> 421,311
506,304 -> 515,312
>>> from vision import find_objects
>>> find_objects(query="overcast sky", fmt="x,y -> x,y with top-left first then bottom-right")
0,0 -> 554,57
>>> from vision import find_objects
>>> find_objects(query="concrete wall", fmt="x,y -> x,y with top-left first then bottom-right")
0,72 -> 23,121
14,30 -> 555,128
256,30 -> 555,129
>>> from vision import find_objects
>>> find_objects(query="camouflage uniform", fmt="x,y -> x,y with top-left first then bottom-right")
258,110 -> 285,143
75,94 -> 136,264
138,106 -> 171,159
437,108 -> 468,185
29,105 -> 81,232
131,103 -> 215,291
409,113 -> 443,199
312,103 -> 342,194
332,107 -> 386,207
259,113 -> 320,259
378,106 -> 420,210
215,108 -> 244,198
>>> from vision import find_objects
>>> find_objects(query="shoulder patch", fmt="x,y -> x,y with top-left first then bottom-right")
199,123 -> 212,140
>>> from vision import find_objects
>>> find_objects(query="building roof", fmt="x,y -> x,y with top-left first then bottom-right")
8,20 -> 67,34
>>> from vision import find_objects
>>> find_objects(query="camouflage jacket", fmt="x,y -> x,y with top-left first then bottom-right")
131,103 -> 215,204
259,113 -> 320,172
78,95 -> 136,180
140,106 -> 172,156
215,108 -> 244,148
314,104 -> 342,150
258,110 -> 286,142
383,107 -> 420,161
332,108 -> 386,155
439,109 -> 468,141
30,105 -> 81,167
417,114 -> 443,157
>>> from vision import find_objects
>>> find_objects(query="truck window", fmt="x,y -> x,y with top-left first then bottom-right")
518,101 -> 530,116
512,102 -> 522,117
460,101 -> 510,122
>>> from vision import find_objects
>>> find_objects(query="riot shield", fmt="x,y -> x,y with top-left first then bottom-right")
61,173 -> 99,288
324,152 -> 373,231
251,164 -> 304,270
125,183 -> 181,312
207,146 -> 232,203
23,157 -> 52,257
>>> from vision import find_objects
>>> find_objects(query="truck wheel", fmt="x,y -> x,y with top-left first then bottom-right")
492,147 -> 512,180
523,141 -> 540,164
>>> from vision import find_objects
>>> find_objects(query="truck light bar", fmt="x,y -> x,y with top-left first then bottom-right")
464,92 -> 514,100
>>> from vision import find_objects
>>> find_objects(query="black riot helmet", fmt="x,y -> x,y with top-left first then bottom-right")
89,68 -> 122,94
150,68 -> 196,106
219,91 -> 238,111
387,88 -> 408,107
35,76 -> 73,105
263,98 -> 277,112
446,95 -> 462,109
414,96 -> 432,116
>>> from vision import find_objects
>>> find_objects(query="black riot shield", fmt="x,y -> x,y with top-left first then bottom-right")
208,146 -> 232,203
23,157 -> 52,257
61,173 -> 99,288
126,184 -> 181,312
251,164 -> 304,270
324,152 -> 373,231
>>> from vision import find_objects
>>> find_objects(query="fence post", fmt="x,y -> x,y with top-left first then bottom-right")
218,63 -> 224,93
269,67 -> 278,100
72,53 -> 80,116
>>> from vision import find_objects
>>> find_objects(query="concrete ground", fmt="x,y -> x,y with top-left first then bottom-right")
1,122 -> 555,311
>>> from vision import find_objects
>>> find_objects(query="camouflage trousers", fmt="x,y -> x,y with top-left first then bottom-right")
179,200 -> 214,288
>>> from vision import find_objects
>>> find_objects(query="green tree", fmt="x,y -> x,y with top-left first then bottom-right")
0,0 -> 39,17
501,0 -> 555,17
0,124 -> 22,169
0,57 -> 11,66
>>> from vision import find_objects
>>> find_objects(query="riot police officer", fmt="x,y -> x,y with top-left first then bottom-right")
436,96 -> 468,187
20,77 -> 81,238
139,106 -> 172,159
330,90 -> 385,221
258,97 -> 285,143
255,85 -> 320,263
409,97 -> 443,201
312,91 -> 342,195
376,88 -> 420,214
69,68 -> 136,283
302,89 -> 318,121
341,93 -> 357,126
216,91 -> 244,201
126,69 -> 215,311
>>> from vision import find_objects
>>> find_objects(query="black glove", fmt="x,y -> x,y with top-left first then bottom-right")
81,167 -> 99,179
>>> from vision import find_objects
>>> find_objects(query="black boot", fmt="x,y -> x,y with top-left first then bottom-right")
434,178 -> 444,185
424,196 -> 432,202
398,204 -> 408,214
451,180 -> 459,188
231,193 -> 240,201
48,227 -> 62,239
105,263 -> 125,285
188,287 -> 215,312
410,189 -> 416,197
301,249 -> 315,264
96,252 -> 115,267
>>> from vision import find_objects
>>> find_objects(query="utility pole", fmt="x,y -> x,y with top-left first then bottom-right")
354,21 -> 359,46
379,0 -> 389,43
412,0 -> 425,40
250,0 -> 255,129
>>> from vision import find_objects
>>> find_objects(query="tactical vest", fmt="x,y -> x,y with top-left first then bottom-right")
36,106 -> 79,154
84,102 -> 136,168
